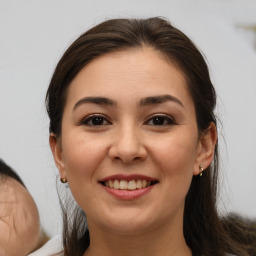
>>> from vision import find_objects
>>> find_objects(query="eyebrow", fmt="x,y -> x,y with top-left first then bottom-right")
73,94 -> 184,111
140,95 -> 184,108
73,97 -> 117,111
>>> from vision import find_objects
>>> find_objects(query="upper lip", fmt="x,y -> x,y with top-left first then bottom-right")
98,174 -> 158,182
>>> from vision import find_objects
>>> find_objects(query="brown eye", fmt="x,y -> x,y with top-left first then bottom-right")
146,115 -> 176,126
81,115 -> 111,126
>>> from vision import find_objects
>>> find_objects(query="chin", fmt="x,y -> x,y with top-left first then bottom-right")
96,209 -> 161,236
106,221 -> 152,236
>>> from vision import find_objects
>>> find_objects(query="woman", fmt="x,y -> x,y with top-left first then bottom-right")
44,17 -> 254,256
0,159 -> 48,256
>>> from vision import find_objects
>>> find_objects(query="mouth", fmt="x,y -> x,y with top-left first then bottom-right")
101,179 -> 158,190
99,175 -> 159,191
99,175 -> 158,200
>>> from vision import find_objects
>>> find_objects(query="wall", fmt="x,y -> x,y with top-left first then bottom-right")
0,0 -> 256,236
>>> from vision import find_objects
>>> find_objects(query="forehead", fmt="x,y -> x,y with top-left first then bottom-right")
0,178 -> 40,255
66,47 -> 192,106
0,178 -> 31,213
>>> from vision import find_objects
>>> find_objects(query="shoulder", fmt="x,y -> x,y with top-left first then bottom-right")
27,235 -> 63,256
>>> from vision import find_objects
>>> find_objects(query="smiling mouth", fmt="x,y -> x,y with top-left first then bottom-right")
101,179 -> 158,190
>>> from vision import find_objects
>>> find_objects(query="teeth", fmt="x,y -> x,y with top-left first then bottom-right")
109,180 -> 114,188
128,180 -> 136,190
113,179 -> 120,189
136,180 -> 142,189
104,179 -> 154,190
120,180 -> 128,190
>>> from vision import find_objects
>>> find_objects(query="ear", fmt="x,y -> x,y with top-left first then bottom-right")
193,122 -> 217,176
49,133 -> 67,179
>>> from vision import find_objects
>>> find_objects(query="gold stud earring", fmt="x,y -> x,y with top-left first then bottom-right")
199,164 -> 204,176
60,178 -> 68,183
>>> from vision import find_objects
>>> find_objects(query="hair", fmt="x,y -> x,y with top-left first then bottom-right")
0,159 -> 26,187
46,17 -> 256,256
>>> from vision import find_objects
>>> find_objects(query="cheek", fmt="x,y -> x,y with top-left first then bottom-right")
154,139 -> 196,211
157,131 -> 199,200
61,133 -> 108,184
151,131 -> 199,176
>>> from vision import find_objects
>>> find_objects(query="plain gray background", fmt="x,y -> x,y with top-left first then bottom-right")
1,0 -> 256,237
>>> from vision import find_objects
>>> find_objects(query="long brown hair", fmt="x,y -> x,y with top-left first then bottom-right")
46,17 -> 255,256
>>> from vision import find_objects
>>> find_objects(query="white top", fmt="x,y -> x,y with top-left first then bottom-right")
27,235 -> 63,256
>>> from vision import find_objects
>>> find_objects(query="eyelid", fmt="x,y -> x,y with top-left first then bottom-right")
78,114 -> 111,126
144,114 -> 177,125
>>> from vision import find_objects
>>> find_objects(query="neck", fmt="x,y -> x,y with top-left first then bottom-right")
84,215 -> 191,256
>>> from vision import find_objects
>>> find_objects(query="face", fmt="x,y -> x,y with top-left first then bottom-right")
51,47 -> 215,236
0,178 -> 40,256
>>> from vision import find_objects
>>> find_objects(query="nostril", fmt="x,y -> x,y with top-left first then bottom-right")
108,138 -> 147,164
112,156 -> 142,164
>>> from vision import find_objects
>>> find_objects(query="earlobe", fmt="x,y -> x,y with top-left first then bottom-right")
193,122 -> 217,176
49,133 -> 66,178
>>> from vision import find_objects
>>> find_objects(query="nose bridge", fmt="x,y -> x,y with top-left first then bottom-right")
109,120 -> 146,163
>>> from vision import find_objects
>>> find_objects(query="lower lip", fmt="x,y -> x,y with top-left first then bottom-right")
101,185 -> 154,200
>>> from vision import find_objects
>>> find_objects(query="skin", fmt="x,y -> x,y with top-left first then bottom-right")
0,177 -> 40,256
50,47 -> 217,256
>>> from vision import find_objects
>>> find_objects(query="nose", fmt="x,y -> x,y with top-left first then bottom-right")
108,125 -> 147,164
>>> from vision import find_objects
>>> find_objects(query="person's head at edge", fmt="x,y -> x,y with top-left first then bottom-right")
0,159 -> 40,256
47,17 -> 253,256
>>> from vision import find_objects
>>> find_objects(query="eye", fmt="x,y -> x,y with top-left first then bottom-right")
80,115 -> 111,126
145,115 -> 176,126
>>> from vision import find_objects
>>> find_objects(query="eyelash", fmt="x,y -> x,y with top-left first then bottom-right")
79,114 -> 176,127
145,114 -> 177,126
79,114 -> 111,126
